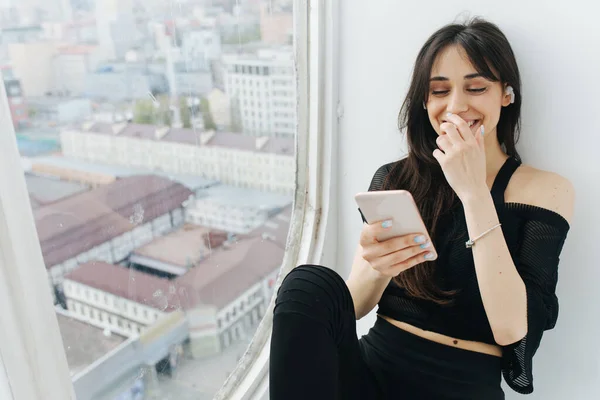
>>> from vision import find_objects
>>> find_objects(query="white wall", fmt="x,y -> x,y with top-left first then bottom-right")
336,1 -> 600,399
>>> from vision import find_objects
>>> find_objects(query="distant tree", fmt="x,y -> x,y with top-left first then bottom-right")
133,99 -> 155,124
180,97 -> 192,128
221,25 -> 262,45
200,98 -> 216,130
28,107 -> 38,119
133,96 -> 173,126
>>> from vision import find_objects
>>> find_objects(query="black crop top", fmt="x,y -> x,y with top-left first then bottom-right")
362,157 -> 570,395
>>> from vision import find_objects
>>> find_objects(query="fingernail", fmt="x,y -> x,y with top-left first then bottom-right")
414,235 -> 426,243
446,112 -> 452,117
424,252 -> 435,260
382,220 -> 392,228
420,242 -> 431,249
480,125 -> 485,135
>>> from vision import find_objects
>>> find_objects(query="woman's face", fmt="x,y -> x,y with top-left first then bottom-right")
425,45 -> 512,138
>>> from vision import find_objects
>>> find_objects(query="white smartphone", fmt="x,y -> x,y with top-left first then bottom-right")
354,190 -> 437,260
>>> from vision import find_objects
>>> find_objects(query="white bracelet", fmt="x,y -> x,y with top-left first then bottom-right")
465,223 -> 502,248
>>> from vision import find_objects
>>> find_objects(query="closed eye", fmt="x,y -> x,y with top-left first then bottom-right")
431,88 -> 488,96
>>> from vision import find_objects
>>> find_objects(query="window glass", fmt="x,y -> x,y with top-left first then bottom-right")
9,0 -> 297,398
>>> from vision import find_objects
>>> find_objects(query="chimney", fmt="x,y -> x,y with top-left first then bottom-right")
82,121 -> 94,131
155,126 -> 169,140
255,136 -> 269,150
203,231 -> 228,249
112,122 -> 127,135
199,130 -> 216,145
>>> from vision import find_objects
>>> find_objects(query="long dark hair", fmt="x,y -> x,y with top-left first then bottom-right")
383,17 -> 522,304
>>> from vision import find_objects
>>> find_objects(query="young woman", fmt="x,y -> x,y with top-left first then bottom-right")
270,18 -> 574,400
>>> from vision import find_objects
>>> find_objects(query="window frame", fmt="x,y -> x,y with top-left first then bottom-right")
0,84 -> 76,397
214,1 -> 340,398
0,1 -> 337,399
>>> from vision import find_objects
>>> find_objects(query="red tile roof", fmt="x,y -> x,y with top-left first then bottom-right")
35,175 -> 192,267
65,235 -> 285,311
63,203 -> 291,311
174,235 -> 284,308
64,261 -> 182,312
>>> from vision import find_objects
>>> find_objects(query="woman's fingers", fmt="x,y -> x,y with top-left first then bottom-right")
444,113 -> 476,144
439,122 -> 463,147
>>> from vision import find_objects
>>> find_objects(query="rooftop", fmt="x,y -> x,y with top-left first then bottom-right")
174,235 -> 284,308
195,184 -> 293,210
25,173 -> 90,208
27,155 -> 218,191
16,135 -> 60,157
56,310 -> 126,376
35,175 -> 192,267
75,123 -> 294,156
132,224 -> 226,269
64,261 -> 184,312
241,204 -> 292,249
65,232 -> 286,311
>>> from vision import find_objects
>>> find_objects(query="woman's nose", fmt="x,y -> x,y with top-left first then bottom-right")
445,91 -> 469,114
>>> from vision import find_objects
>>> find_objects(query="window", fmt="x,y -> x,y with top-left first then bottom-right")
0,2 -> 311,399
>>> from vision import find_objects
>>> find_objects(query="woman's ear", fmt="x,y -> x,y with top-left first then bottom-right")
502,85 -> 515,107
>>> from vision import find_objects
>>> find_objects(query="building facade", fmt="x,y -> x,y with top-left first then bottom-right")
60,122 -> 295,194
8,41 -> 57,96
181,28 -> 222,72
52,44 -> 102,95
186,185 -> 292,234
27,96 -> 92,124
223,48 -> 296,138
3,77 -> 29,130
63,261 -> 169,338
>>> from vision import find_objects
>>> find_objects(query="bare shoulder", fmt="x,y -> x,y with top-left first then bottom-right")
505,163 -> 575,224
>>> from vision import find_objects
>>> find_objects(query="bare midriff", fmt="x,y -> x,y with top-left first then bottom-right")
378,314 -> 503,357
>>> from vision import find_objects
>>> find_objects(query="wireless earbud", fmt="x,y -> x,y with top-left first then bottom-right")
505,86 -> 515,104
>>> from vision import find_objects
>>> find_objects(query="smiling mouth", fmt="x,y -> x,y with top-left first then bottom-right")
442,119 -> 481,134
466,120 -> 482,134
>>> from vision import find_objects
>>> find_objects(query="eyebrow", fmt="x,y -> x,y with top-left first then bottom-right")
429,73 -> 483,82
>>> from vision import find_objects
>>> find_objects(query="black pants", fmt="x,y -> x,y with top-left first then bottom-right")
270,265 -> 505,400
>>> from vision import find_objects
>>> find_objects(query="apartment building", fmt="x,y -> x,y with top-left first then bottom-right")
34,175 -> 192,294
186,184 -> 292,234
60,122 -> 295,195
222,47 -> 296,138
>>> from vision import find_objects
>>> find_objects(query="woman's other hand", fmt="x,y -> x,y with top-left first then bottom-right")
432,113 -> 487,201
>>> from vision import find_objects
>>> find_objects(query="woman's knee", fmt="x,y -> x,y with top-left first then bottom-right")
273,264 -> 354,321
